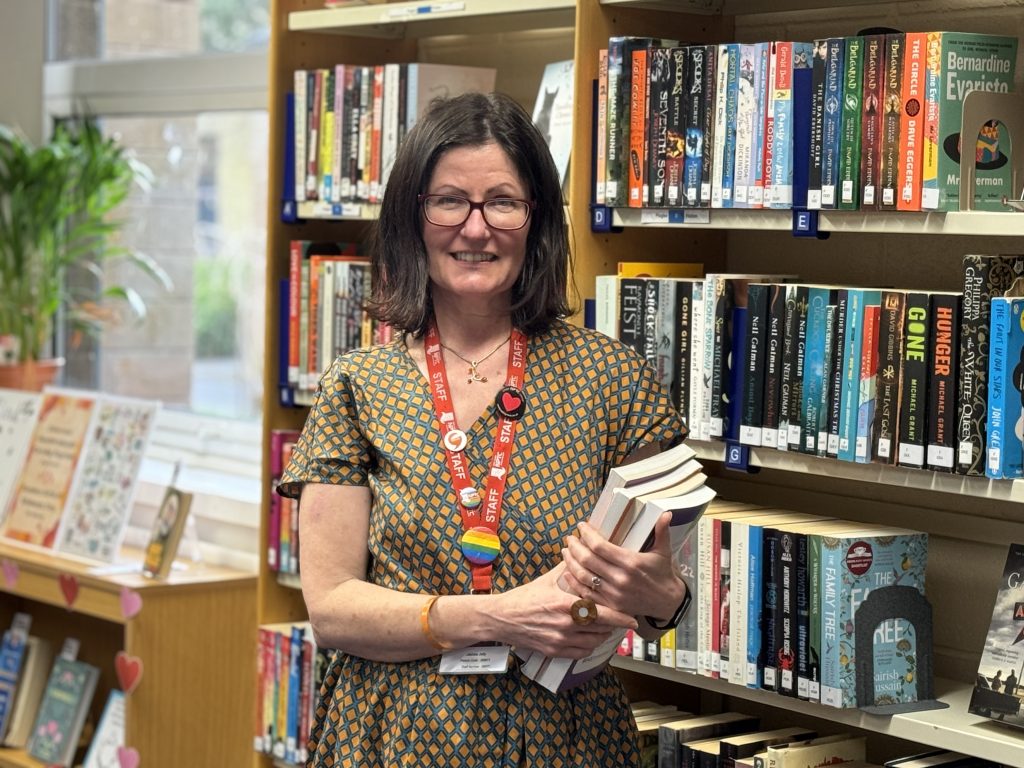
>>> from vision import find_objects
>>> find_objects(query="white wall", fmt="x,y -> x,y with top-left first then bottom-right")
0,1 -> 45,141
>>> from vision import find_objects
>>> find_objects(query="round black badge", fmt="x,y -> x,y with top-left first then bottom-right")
495,386 -> 526,420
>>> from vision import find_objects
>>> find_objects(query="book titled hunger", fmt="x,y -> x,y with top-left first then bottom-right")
519,441 -> 715,693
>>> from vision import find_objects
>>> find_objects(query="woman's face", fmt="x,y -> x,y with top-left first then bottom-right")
421,143 -> 530,310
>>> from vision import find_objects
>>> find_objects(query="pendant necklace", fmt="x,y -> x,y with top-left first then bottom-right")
439,334 -> 511,383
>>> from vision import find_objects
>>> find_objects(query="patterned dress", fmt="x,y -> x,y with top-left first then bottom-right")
279,320 -> 685,768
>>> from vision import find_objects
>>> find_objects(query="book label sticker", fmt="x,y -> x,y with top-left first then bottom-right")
438,644 -> 510,675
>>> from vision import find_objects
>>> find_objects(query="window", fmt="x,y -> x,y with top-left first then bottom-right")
43,0 -> 271,570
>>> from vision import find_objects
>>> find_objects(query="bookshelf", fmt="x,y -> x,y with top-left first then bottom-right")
0,541 -> 255,768
261,0 -> 1024,765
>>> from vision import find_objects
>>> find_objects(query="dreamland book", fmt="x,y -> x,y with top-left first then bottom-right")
0,389 -> 42,523
1,389 -> 96,548
969,542 -> 1024,727
56,393 -> 160,563
27,655 -> 100,768
521,443 -> 715,693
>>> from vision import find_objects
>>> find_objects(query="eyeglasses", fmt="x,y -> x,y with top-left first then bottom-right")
418,194 -> 535,231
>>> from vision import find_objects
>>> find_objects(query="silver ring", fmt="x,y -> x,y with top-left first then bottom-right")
590,574 -> 602,591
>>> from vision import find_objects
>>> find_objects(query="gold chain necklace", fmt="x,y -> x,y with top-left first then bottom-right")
439,334 -> 511,384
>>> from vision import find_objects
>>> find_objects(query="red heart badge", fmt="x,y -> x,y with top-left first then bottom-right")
496,386 -> 526,420
115,651 -> 144,694
58,573 -> 79,608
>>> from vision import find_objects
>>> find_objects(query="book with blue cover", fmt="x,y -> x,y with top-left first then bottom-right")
28,656 -> 100,767
986,296 -> 1024,479
820,37 -> 846,208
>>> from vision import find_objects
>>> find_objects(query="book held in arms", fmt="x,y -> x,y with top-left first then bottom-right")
27,646 -> 100,768
968,542 -> 1024,727
519,441 -> 715,693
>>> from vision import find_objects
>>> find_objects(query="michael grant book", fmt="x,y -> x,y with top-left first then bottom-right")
519,441 -> 715,693
968,542 -> 1024,727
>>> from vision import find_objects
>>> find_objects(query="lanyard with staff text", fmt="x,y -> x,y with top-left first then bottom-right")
424,322 -> 528,594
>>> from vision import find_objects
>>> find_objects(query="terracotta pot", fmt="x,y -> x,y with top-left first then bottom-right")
0,358 -> 65,392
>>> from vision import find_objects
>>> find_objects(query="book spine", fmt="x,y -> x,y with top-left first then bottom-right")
741,283 -> 769,446
700,44 -> 718,207
762,283 -> 787,448
768,42 -> 795,208
675,279 -> 693,418
710,44 -> 732,208
926,293 -> 962,471
656,279 -> 679,400
838,36 -> 863,209
920,32 -> 943,210
897,32 -> 927,211
760,526 -> 780,691
873,290 -> 907,463
897,292 -> 932,468
801,287 -> 833,454
819,536 -> 842,707
628,47 -> 649,208
807,533 -> 823,702
859,34 -> 885,208
648,46 -> 673,207
642,277 -> 660,374
732,43 -> 757,208
855,300 -> 881,463
745,521 -> 764,687
878,33 -> 905,209
618,277 -> 646,357
684,45 -> 706,207
293,70 -> 308,202
795,531 -> 812,699
697,516 -> 715,676
605,37 -> 626,207
776,528 -> 797,696
319,68 -> 335,204
762,42 -> 780,207
725,304 -> 748,442
715,520 -> 731,679
666,47 -> 688,208
837,289 -> 866,462
826,290 -> 850,457
306,69 -> 322,201
790,42 -> 815,210
986,297 -> 1010,478
786,285 -> 809,451
820,37 -> 846,209
817,302 -> 838,456
596,48 -> 609,205
676,527 -> 699,672
777,284 -> 799,450
749,43 -> 771,208
689,280 -> 707,439
802,39 -> 827,210
709,277 -> 733,438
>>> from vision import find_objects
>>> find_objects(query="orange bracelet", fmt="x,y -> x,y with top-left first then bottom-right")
420,594 -> 453,652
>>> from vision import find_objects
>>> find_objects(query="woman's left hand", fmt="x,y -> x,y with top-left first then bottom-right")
560,511 -> 685,623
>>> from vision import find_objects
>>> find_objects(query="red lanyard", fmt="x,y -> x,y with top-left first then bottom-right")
424,323 -> 527,593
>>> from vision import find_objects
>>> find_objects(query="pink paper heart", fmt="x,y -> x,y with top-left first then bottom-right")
116,651 -> 143,694
58,573 -> 79,608
2,559 -> 18,589
118,746 -> 140,768
120,586 -> 143,619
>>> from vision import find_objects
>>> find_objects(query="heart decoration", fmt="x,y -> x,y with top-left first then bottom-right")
115,651 -> 143,694
495,386 -> 526,420
58,573 -> 79,608
2,559 -> 18,589
117,746 -> 140,768
120,586 -> 143,619
500,391 -> 522,412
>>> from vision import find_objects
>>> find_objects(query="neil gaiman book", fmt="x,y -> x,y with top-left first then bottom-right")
969,542 -> 1024,726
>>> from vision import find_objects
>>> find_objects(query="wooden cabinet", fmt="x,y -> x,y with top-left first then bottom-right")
0,541 -> 255,768
261,0 -> 1024,765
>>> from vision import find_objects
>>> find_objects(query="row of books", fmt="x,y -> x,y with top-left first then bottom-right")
289,62 -> 496,209
623,501 -> 928,710
268,428 -> 301,575
0,613 -> 119,768
279,240 -> 393,408
628,698 -> 1001,768
597,253 -> 1024,477
254,622 -> 330,766
594,33 -> 1018,212
0,387 -> 158,563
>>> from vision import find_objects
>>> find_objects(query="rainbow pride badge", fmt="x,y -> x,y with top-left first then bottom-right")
460,526 -> 500,565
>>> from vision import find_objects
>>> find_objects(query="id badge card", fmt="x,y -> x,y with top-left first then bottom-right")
438,643 -> 511,675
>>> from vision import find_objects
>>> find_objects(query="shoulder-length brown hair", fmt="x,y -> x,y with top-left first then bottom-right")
366,91 -> 575,336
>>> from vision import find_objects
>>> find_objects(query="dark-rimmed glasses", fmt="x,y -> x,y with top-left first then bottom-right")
418,194 -> 535,231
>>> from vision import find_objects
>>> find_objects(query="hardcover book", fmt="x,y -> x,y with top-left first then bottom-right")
143,484 -> 194,580
859,34 -> 885,208
819,527 -> 929,708
897,32 -> 927,211
838,36 -> 864,209
873,290 -> 907,464
1,390 -> 96,548
985,296 -> 1024,479
877,33 -> 905,209
897,292 -> 931,469
925,292 -> 961,471
27,656 -> 100,767
968,542 -> 1024,727
820,37 -> 846,209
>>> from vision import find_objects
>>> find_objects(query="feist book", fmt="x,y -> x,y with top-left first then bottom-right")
519,441 -> 715,693
968,542 -> 1024,727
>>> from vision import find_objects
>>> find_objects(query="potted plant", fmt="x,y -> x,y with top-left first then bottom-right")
0,118 -> 171,389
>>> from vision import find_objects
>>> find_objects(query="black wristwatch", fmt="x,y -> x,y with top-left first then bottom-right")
645,581 -> 692,630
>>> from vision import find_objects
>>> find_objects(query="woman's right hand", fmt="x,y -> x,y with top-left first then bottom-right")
488,562 -> 638,659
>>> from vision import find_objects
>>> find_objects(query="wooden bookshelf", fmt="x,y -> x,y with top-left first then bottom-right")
0,541 -> 255,768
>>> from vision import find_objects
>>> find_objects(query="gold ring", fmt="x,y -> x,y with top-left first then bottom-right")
570,597 -> 598,625
590,574 -> 602,591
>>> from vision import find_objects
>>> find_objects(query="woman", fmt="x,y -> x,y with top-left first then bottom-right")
279,91 -> 689,767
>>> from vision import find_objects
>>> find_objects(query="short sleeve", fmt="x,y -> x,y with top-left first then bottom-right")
621,356 -> 688,455
277,364 -> 374,499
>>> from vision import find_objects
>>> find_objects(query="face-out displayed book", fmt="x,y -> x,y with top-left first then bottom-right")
27,652 -> 100,768
531,59 -> 574,190
969,541 -> 1024,727
518,440 -> 716,693
0,387 -> 159,563
0,389 -> 43,516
